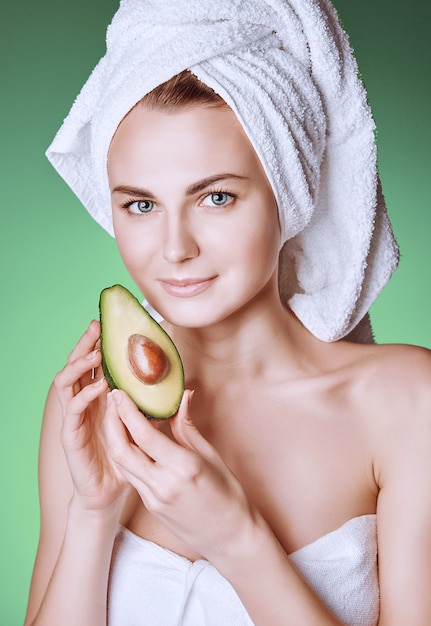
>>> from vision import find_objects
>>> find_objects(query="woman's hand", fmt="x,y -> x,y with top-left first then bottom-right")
105,389 -> 259,560
53,320 -> 128,515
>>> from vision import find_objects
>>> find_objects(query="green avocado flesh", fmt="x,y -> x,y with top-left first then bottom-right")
99,284 -> 184,420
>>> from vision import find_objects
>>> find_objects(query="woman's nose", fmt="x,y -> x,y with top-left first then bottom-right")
162,212 -> 199,263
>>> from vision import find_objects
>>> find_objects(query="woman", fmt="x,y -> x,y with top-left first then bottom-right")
25,1 -> 431,624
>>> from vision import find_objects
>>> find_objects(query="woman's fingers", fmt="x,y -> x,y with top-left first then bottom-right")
57,349 -> 102,388
66,319 -> 100,364
109,390 -> 180,464
109,389 -> 215,467
54,324 -> 107,437
168,390 -> 195,450
54,348 -> 103,405
65,320 -> 101,393
66,377 -> 108,421
170,390 -> 217,458
104,388 -> 250,558
104,391 -> 157,497
60,377 -> 108,450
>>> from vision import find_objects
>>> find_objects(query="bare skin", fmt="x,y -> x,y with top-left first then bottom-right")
25,105 -> 431,625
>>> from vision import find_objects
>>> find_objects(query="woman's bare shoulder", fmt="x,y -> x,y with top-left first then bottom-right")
344,341 -> 431,443
325,340 -> 431,437
343,340 -> 431,396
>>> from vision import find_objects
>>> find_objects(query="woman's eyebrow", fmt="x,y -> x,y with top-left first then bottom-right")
185,173 -> 249,196
112,185 -> 156,198
112,174 -> 248,199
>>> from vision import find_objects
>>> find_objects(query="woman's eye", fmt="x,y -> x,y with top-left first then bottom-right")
126,200 -> 154,214
202,192 -> 234,207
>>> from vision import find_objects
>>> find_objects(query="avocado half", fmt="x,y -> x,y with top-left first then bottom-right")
99,284 -> 184,419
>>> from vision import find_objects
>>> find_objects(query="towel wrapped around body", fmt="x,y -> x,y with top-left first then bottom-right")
46,0 -> 399,342
107,515 -> 379,625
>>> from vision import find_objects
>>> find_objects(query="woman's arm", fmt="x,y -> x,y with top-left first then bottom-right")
371,348 -> 431,626
24,321 -> 127,626
24,384 -> 73,624
210,519 -> 344,625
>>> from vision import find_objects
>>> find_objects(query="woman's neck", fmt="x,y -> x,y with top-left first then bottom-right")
164,287 -> 315,387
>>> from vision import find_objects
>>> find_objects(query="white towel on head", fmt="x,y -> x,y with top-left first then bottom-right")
46,0 -> 399,342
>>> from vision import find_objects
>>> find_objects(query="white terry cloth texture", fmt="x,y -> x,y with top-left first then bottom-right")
46,0 -> 399,342
107,515 -> 379,626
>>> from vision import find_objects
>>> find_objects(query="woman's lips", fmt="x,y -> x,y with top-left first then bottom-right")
159,277 -> 217,298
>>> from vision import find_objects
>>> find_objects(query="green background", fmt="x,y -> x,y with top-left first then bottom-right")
0,0 -> 429,623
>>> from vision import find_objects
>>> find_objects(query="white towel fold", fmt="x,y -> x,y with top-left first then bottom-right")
107,516 -> 378,626
46,0 -> 399,342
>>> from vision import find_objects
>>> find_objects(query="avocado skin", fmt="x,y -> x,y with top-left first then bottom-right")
99,284 -> 184,420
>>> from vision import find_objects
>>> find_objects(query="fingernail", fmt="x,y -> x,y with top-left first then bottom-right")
86,349 -> 98,360
188,389 -> 195,407
111,388 -> 121,404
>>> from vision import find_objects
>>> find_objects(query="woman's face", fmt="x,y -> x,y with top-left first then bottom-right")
108,103 -> 281,328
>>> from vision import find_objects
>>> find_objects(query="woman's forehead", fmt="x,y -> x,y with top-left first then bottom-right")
108,104 -> 265,178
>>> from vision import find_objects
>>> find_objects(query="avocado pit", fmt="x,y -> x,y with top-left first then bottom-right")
127,333 -> 169,385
